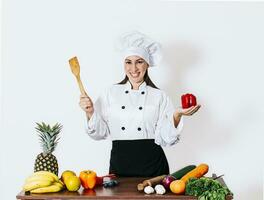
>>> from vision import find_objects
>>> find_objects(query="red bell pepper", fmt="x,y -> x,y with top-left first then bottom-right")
181,93 -> 197,108
96,174 -> 116,186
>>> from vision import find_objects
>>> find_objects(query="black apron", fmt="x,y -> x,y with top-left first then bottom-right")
109,139 -> 169,177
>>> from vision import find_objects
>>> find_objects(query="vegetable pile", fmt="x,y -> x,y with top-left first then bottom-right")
140,163 -> 232,199
185,177 -> 233,200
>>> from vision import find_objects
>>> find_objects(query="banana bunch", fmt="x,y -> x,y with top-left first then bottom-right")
23,171 -> 64,193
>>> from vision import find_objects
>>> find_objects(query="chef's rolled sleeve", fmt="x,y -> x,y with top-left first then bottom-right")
85,111 -> 109,140
154,93 -> 183,146
84,89 -> 110,140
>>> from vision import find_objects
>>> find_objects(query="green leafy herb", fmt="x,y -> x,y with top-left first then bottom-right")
185,177 -> 233,200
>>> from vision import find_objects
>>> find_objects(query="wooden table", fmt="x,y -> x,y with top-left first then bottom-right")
17,177 -> 233,200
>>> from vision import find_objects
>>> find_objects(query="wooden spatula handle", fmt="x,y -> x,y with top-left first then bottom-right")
137,182 -> 148,191
76,75 -> 87,96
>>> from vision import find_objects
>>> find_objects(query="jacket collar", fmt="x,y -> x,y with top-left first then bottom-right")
125,80 -> 147,92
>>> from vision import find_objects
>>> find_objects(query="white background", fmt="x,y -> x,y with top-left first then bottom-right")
1,1 -> 264,199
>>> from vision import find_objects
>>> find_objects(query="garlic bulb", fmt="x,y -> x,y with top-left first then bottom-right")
154,184 -> 166,195
144,186 -> 154,194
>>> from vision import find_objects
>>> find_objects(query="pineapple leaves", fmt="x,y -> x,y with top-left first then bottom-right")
35,122 -> 62,154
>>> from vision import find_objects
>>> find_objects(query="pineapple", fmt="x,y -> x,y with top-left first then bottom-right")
34,122 -> 62,176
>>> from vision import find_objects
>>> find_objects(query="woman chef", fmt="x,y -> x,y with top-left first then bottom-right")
79,31 -> 201,177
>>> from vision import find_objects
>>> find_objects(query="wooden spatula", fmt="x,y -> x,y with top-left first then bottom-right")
69,56 -> 87,96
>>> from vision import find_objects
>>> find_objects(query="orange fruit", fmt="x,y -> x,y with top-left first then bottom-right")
170,180 -> 186,194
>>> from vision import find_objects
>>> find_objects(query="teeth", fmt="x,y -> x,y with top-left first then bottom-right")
130,73 -> 140,78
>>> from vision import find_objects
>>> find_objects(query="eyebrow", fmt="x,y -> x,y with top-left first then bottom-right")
125,58 -> 144,61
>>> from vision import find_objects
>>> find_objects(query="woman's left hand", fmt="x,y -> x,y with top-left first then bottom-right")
172,105 -> 201,128
175,104 -> 201,117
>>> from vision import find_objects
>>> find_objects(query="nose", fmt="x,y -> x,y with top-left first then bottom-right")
130,63 -> 138,72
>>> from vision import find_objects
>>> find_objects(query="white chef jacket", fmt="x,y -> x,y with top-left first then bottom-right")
85,81 -> 183,146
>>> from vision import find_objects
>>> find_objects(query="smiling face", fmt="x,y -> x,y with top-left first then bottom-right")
124,55 -> 149,87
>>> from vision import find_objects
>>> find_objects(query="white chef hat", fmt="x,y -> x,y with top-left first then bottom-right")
117,31 -> 162,67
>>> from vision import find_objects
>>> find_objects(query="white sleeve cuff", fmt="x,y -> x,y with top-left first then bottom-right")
85,112 -> 97,135
155,114 -> 184,147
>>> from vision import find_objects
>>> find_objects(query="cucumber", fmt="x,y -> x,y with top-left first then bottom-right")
170,165 -> 196,179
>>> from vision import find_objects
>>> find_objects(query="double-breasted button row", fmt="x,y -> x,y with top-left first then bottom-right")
121,127 -> 142,131
121,106 -> 143,110
124,90 -> 145,95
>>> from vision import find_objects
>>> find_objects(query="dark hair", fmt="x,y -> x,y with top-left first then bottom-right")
117,70 -> 159,89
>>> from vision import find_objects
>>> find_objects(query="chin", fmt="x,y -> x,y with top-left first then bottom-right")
130,77 -> 143,83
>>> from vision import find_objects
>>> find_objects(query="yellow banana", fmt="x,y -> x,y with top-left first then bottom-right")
31,171 -> 59,182
58,180 -> 65,187
23,179 -> 53,192
25,174 -> 55,183
30,182 -> 63,193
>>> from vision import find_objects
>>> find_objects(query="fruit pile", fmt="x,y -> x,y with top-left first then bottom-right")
23,169 -> 117,193
22,122 -> 66,194
23,171 -> 64,193
22,122 -> 117,194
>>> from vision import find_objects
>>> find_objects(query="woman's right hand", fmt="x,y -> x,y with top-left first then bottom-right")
79,94 -> 94,119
